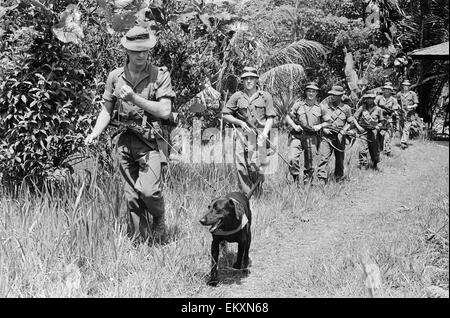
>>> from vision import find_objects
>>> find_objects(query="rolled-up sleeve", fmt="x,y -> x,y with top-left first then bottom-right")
263,92 -> 277,118
353,106 -> 363,120
222,92 -> 240,116
392,98 -> 400,110
345,105 -> 354,123
378,107 -> 384,122
412,92 -> 419,104
289,102 -> 300,118
155,68 -> 176,100
102,71 -> 117,102
374,95 -> 382,107
320,103 -> 332,123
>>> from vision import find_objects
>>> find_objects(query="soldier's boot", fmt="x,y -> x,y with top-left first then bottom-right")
152,215 -> 168,244
372,162 -> 379,171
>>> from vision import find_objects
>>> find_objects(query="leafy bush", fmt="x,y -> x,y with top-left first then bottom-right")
0,1 -> 119,187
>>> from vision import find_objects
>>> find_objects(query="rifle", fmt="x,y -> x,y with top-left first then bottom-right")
232,113 -> 293,168
359,123 -> 390,131
297,123 -> 318,134
324,126 -> 370,142
377,104 -> 396,115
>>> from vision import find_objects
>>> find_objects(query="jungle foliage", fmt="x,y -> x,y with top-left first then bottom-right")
0,0 -> 448,186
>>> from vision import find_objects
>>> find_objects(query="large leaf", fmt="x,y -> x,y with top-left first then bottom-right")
176,11 -> 198,24
52,4 -> 84,44
344,52 -> 358,91
259,63 -> 306,91
0,3 -> 18,19
113,0 -> 134,9
111,11 -> 137,32
199,13 -> 212,31
263,40 -> 326,69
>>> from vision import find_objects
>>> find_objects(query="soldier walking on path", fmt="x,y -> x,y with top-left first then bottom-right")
285,82 -> 331,185
374,82 -> 400,156
317,85 -> 354,183
85,27 -> 176,244
397,79 -> 419,149
222,67 -> 276,196
353,91 -> 384,170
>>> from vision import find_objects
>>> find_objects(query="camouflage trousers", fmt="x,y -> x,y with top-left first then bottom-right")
117,131 -> 165,241
288,132 -> 319,184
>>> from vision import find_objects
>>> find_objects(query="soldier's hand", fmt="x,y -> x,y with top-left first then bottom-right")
257,132 -> 268,145
346,130 -> 355,137
240,121 -> 253,133
293,124 -> 303,132
119,85 -> 135,102
312,124 -> 322,132
322,128 -> 331,135
85,132 -> 99,146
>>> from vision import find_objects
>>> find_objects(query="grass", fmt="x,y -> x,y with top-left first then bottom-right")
0,134 -> 448,297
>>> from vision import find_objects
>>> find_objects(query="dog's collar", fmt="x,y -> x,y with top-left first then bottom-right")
212,213 -> 248,236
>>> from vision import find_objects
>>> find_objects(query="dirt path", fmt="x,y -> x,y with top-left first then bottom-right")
196,140 -> 449,297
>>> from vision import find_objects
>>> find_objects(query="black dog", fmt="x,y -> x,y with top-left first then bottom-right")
199,178 -> 261,286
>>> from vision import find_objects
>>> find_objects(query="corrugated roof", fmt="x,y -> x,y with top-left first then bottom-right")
410,42 -> 449,60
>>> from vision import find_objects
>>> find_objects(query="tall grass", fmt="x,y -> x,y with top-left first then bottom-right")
0,135 -> 447,297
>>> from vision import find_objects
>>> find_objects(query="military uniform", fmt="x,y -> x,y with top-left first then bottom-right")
374,94 -> 399,156
397,90 -> 419,148
222,90 -> 276,195
354,101 -> 384,168
317,96 -> 353,182
103,62 -> 176,241
288,99 -> 330,184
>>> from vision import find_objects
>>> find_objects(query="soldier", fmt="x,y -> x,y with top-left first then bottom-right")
285,82 -> 331,185
317,85 -> 354,183
222,67 -> 276,196
374,82 -> 400,156
397,80 -> 419,149
353,91 -> 384,170
85,26 -> 176,244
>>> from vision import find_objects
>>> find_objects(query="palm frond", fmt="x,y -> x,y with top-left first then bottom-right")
263,39 -> 326,68
259,63 -> 305,91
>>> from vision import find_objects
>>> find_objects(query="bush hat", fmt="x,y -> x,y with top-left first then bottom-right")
327,85 -> 345,96
401,80 -> 411,86
362,91 -> 377,99
120,26 -> 157,51
240,66 -> 259,79
383,81 -> 394,90
305,82 -> 319,90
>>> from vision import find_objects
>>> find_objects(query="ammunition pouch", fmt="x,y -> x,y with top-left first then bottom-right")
361,110 -> 378,127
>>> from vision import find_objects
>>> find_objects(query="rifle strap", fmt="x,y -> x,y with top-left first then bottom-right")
141,65 -> 159,131
321,135 -> 345,153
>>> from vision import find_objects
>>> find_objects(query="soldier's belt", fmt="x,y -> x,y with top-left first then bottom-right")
110,119 -> 161,140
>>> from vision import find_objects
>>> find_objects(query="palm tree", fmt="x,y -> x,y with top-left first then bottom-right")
215,7 -> 326,122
